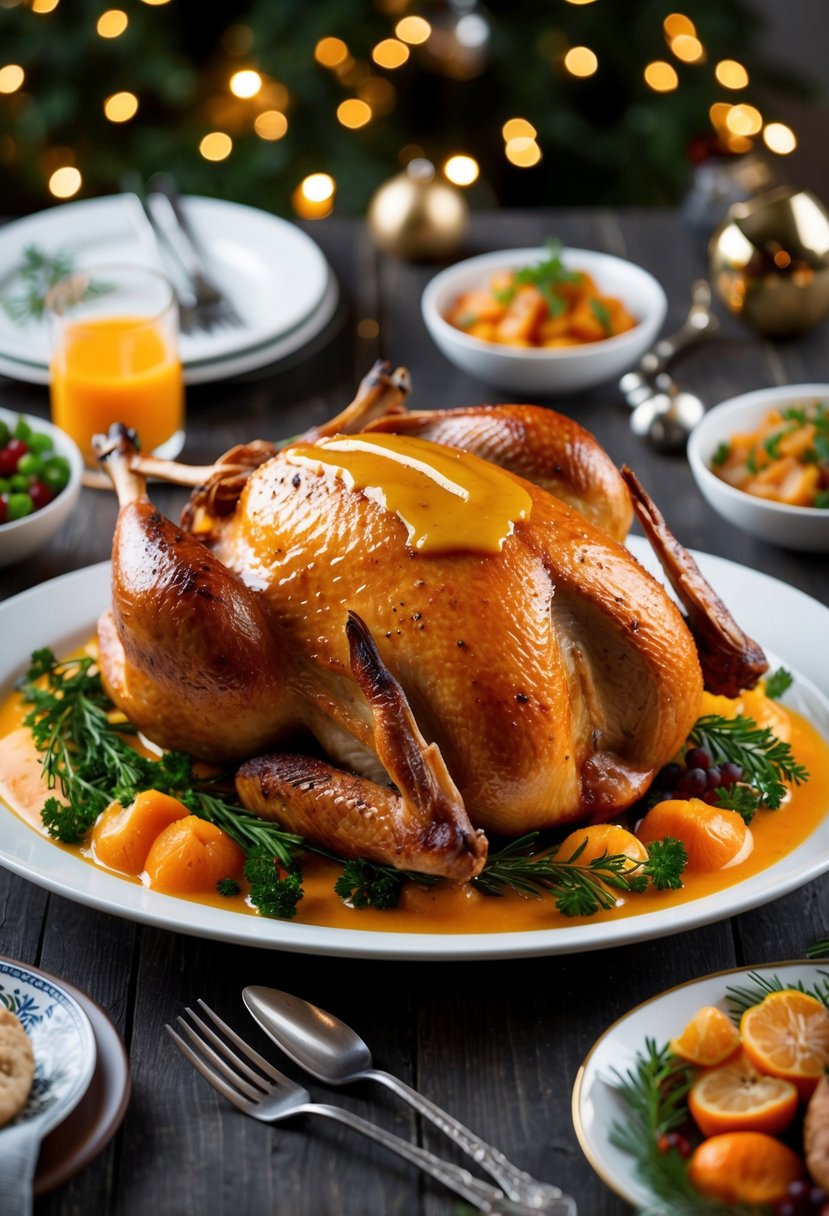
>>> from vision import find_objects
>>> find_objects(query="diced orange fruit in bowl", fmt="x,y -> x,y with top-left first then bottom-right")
669,1004 -> 741,1067
636,798 -> 752,872
687,1131 -> 804,1205
740,989 -> 829,1100
91,789 -> 190,874
688,1051 -> 799,1137
143,815 -> 244,895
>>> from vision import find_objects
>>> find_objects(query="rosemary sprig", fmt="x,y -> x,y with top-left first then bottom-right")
471,832 -> 687,916
806,937 -> 829,959
610,1040 -> 768,1216
687,713 -> 809,810
1,244 -> 110,323
725,968 -> 829,1025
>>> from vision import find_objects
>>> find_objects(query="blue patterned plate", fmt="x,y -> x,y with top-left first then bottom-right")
0,958 -> 97,1138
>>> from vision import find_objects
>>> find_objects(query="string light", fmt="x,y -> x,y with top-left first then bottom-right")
715,59 -> 749,89
293,173 -> 335,220
372,39 -> 409,69
564,47 -> 598,77
104,91 -> 138,122
644,61 -> 679,92
502,118 -> 536,141
315,37 -> 348,68
337,98 -> 372,128
48,166 -> 81,198
505,137 -> 542,167
443,154 -> 478,186
230,70 -> 262,99
395,16 -> 430,44
670,34 -> 704,63
763,122 -> 797,154
0,65 -> 24,94
97,10 -> 128,38
663,13 -> 696,39
199,131 -> 232,161
254,110 -> 287,140
726,103 -> 762,136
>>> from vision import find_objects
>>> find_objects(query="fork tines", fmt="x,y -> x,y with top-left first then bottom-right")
166,1001 -> 283,1112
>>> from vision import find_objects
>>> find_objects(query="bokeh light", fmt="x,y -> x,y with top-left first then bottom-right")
763,122 -> 797,154
726,103 -> 762,136
97,10 -> 128,38
0,65 -> 25,94
395,16 -> 430,44
671,34 -> 704,63
644,61 -> 679,92
230,70 -> 262,99
104,91 -> 138,122
372,39 -> 409,69
663,13 -> 696,39
715,59 -> 749,89
337,99 -> 372,129
506,137 -> 542,167
502,117 -> 536,141
293,173 -> 335,219
564,47 -> 598,77
254,110 -> 288,140
199,132 -> 232,161
443,154 -> 479,186
49,166 -> 81,198
315,37 -> 348,68
32,0 -> 59,12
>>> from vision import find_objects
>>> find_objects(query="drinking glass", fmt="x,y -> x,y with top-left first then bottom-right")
46,263 -> 185,467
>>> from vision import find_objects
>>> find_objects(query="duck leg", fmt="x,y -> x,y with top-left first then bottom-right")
236,612 -> 487,881
621,466 -> 768,696
93,424 -> 298,762
304,358 -> 411,440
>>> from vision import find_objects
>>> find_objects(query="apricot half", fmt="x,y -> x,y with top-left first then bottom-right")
143,815 -> 244,895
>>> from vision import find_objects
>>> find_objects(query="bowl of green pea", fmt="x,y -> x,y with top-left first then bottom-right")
0,407 -> 83,567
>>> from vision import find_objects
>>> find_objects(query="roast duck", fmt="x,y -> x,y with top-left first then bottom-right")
94,361 -> 767,883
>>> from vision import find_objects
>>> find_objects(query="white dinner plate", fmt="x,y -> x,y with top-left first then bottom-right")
571,960 -> 829,1210
0,957 -> 97,1140
0,539 -> 828,960
0,194 -> 333,382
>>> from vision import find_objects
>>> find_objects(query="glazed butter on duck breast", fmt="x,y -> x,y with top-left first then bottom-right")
94,361 -> 767,883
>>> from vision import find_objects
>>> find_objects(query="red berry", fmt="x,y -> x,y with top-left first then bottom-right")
0,495 -> 7,524
685,745 -> 712,770
0,448 -> 17,477
28,480 -> 53,510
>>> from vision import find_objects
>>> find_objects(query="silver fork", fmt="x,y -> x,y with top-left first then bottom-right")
166,1002 -> 568,1216
146,173 -> 242,333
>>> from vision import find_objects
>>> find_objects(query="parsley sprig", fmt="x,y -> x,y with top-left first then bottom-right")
511,237 -> 583,316
687,713 -> 808,810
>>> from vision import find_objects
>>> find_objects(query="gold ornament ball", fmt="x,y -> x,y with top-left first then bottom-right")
367,160 -> 469,261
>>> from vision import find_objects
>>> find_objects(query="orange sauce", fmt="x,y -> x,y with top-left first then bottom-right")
2,669 -> 828,935
284,433 -> 532,554
50,315 -> 183,463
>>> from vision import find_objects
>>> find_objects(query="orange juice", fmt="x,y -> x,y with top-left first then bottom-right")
46,264 -> 184,467
50,315 -> 183,464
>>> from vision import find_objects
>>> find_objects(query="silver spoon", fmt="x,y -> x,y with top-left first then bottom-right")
243,986 -> 576,1214
628,371 -> 706,452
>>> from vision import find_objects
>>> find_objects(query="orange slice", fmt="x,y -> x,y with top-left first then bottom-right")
688,1131 -> 804,1205
557,824 -> 647,871
740,988 -> 829,1100
669,1005 -> 741,1067
688,1051 -> 799,1136
636,798 -> 753,872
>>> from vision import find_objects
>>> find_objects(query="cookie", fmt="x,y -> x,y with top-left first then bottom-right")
0,1006 -> 35,1128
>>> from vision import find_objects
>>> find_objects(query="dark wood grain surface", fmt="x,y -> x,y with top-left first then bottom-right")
1,209 -> 827,1216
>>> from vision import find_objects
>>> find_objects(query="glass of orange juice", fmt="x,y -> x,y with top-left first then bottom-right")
46,263 -> 184,467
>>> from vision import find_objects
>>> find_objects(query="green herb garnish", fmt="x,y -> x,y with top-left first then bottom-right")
243,847 -> 304,919
805,937 -> 829,959
471,832 -> 686,915
590,296 -> 612,336
764,667 -> 793,700
725,968 -> 829,1024
512,237 -> 582,317
711,441 -> 730,467
711,783 -> 762,824
687,713 -> 808,810
216,877 -> 241,898
2,244 -> 110,323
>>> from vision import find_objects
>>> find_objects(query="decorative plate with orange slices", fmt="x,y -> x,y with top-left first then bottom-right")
572,961 -> 829,1213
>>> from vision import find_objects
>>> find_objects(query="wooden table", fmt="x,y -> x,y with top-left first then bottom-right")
1,209 -> 827,1216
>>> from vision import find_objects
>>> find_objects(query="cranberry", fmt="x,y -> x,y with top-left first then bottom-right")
0,495 -> 6,525
685,745 -> 712,770
28,480 -> 53,510
656,1131 -> 692,1158
677,767 -> 708,797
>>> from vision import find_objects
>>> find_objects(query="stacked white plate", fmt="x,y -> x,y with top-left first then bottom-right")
0,194 -> 339,386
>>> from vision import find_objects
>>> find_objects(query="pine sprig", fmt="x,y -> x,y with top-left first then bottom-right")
2,244 -> 111,323
725,969 -> 829,1025
806,937 -> 829,959
688,713 -> 809,809
609,1041 -> 769,1216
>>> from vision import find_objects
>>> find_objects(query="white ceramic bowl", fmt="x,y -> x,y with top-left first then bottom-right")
421,246 -> 667,396
0,406 -> 83,568
687,383 -> 829,552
